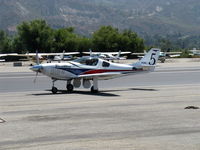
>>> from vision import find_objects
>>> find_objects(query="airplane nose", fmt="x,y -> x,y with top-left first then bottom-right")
30,65 -> 43,72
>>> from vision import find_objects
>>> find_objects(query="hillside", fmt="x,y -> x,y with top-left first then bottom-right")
1,0 -> 200,36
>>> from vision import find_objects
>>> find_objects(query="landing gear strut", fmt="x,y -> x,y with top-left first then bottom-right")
51,79 -> 58,94
91,77 -> 99,93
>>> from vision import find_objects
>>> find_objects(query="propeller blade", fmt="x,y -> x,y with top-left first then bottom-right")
33,72 -> 38,83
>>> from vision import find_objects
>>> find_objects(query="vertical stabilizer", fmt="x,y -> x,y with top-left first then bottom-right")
133,48 -> 160,71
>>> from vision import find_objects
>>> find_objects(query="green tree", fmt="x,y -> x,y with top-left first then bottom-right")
53,27 -> 79,52
0,30 -> 11,53
92,26 -> 144,52
92,26 -> 120,52
16,20 -> 54,53
121,30 -> 144,52
76,37 -> 92,53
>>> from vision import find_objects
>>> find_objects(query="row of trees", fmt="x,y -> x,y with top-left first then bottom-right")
0,20 -> 144,54
144,33 -> 200,51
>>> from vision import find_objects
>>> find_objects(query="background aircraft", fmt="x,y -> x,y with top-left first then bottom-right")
30,48 -> 160,94
0,53 -> 18,62
83,50 -> 131,61
189,48 -> 200,56
0,51 -> 79,63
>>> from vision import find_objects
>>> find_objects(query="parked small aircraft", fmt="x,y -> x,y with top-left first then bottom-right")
189,48 -> 200,56
17,51 -> 79,62
0,51 -> 79,62
30,48 -> 160,94
83,50 -> 131,61
0,53 -> 19,62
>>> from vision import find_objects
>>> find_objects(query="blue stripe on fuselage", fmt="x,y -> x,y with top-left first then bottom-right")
56,67 -> 91,75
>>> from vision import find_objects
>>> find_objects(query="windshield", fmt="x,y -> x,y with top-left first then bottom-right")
73,57 -> 99,66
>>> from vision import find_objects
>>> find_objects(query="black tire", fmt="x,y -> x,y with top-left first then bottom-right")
52,87 -> 58,94
91,86 -> 98,93
67,84 -> 74,92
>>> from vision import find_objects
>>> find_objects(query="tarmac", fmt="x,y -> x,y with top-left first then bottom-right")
0,58 -> 200,150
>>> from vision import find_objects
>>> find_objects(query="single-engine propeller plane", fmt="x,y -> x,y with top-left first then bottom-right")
30,48 -> 160,94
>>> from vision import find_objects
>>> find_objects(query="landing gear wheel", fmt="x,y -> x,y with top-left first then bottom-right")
52,87 -> 58,94
67,84 -> 74,92
91,86 -> 98,93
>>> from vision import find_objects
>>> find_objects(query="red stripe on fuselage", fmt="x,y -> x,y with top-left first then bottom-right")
82,69 -> 143,75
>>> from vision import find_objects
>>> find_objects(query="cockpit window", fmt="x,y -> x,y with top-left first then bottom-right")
102,61 -> 110,67
73,57 -> 99,66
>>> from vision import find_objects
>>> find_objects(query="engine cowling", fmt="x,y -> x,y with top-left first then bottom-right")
83,79 -> 91,88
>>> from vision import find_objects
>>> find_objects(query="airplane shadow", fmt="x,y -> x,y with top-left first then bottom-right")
31,88 -> 158,97
32,90 -> 120,97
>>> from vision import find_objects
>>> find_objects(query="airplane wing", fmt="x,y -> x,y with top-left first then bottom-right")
165,52 -> 182,55
83,52 -> 131,55
100,52 -> 131,55
132,52 -> 145,55
8,52 -> 79,57
63,52 -> 79,55
0,54 -> 8,57
83,52 -> 99,55
77,72 -> 123,80
0,53 -> 18,57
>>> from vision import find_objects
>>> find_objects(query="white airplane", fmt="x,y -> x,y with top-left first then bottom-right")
30,48 -> 160,94
189,48 -> 200,56
1,51 -> 79,63
83,50 -> 131,61
48,51 -> 79,62
0,53 -> 19,62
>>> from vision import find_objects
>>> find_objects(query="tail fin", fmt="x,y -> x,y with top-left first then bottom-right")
60,50 -> 65,60
117,50 -> 121,58
133,48 -> 160,71
36,50 -> 40,65
89,49 -> 92,57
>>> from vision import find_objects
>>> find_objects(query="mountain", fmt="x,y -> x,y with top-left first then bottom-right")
1,0 -> 200,36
